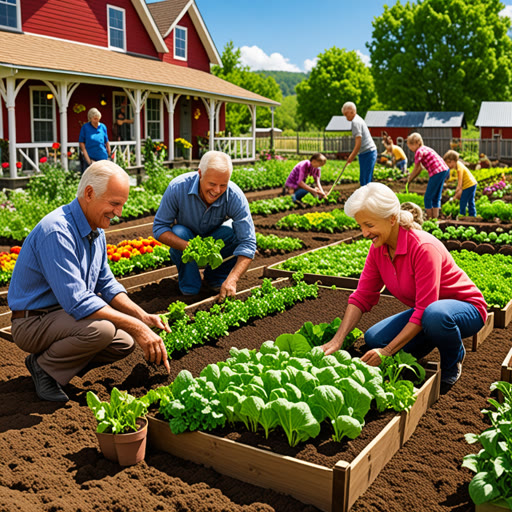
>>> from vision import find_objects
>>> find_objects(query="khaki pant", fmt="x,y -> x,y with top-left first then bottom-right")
12,309 -> 134,386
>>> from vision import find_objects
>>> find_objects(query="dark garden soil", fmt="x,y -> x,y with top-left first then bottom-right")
1,180 -> 510,511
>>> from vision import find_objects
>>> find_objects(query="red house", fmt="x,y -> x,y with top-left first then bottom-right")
0,0 -> 279,180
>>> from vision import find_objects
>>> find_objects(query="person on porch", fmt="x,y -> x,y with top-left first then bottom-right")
153,150 -> 256,299
79,108 -> 112,173
8,161 -> 170,403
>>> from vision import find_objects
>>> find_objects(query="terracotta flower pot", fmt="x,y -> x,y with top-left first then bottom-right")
95,417 -> 148,466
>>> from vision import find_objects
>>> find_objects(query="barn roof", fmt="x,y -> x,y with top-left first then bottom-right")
365,111 -> 465,128
325,116 -> 352,131
475,102 -> 512,127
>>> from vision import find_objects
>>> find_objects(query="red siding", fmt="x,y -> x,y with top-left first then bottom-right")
480,127 -> 512,139
161,12 -> 211,72
22,0 -> 158,57
369,127 -> 410,141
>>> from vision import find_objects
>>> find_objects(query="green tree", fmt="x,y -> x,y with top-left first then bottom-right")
296,47 -> 376,130
274,95 -> 299,132
368,0 -> 512,121
255,70 -> 308,96
212,42 -> 282,135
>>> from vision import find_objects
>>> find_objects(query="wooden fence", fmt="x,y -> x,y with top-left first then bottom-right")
255,135 -> 509,161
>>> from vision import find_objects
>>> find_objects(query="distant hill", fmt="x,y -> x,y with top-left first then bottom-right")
255,70 -> 308,97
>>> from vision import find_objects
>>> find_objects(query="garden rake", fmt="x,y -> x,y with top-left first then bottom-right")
326,161 -> 349,197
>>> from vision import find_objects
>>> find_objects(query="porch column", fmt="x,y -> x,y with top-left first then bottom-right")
270,106 -> 275,151
125,88 -> 149,167
215,102 -> 222,134
249,104 -> 257,160
4,76 -> 27,179
45,81 -> 79,170
163,92 -> 179,161
201,97 -> 216,151
0,95 -> 3,140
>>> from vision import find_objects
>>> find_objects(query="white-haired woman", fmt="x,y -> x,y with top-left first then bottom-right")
322,183 -> 487,386
79,108 -> 111,173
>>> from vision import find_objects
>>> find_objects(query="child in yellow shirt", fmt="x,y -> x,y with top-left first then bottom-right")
383,135 -> 408,174
443,150 -> 477,217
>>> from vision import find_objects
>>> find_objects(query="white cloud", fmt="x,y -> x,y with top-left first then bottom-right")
240,45 -> 302,72
356,50 -> 371,67
303,58 -> 318,73
500,5 -> 512,18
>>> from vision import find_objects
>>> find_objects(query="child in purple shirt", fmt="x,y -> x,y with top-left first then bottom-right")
284,153 -> 327,206
406,132 -> 449,219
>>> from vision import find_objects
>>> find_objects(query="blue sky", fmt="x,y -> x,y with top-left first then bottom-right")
149,1 -> 512,73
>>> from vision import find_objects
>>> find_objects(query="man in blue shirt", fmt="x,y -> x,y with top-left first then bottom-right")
153,151 -> 256,300
79,108 -> 111,172
8,161 -> 170,403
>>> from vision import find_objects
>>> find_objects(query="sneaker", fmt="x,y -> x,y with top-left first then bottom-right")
441,347 -> 466,386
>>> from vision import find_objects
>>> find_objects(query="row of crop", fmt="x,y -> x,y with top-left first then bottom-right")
275,208 -> 359,233
249,190 -> 341,216
152,340 -> 425,447
423,221 -> 512,245
442,194 -> 512,221
158,277 -> 319,357
275,241 -> 512,309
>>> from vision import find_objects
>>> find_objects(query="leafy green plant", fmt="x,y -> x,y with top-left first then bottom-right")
297,318 -> 363,350
277,238 -> 371,277
182,236 -> 225,269
256,232 -> 304,252
378,351 -> 426,411
462,381 -> 512,508
86,387 -> 152,434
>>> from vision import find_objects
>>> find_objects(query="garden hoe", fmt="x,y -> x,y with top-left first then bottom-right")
326,160 -> 349,197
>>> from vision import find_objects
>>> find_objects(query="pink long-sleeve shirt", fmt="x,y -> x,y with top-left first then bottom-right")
285,160 -> 321,189
349,226 -> 488,326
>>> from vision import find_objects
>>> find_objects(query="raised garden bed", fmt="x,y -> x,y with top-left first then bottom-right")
490,299 -> 512,329
148,364 -> 440,512
263,236 -> 365,289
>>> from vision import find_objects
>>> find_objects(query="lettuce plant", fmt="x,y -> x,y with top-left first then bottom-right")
462,381 -> 512,508
182,235 -> 225,269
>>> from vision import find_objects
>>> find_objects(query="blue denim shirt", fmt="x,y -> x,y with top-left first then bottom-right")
153,171 -> 256,259
7,198 -> 126,320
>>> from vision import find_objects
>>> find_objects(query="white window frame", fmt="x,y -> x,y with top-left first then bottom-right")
174,25 -> 187,61
107,4 -> 126,52
30,86 -> 57,143
0,0 -> 20,31
145,95 -> 163,141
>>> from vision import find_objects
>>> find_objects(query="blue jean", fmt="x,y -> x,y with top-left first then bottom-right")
358,149 -> 378,186
292,187 -> 309,202
364,300 -> 483,380
396,159 -> 408,174
459,185 -> 477,216
170,222 -> 238,295
424,170 -> 449,209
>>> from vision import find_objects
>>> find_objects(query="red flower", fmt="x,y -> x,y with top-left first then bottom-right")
10,246 -> 21,254
52,142 -> 60,150
40,156 -> 48,163
67,151 -> 72,157
1,162 -> 8,169
16,162 -> 22,169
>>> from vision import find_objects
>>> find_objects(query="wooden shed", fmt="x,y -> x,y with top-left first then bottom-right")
365,111 -> 466,141
475,102 -> 512,139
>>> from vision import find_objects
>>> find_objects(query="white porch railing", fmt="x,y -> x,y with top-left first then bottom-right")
214,136 -> 254,160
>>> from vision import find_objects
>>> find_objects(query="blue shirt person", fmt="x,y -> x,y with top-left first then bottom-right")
153,150 -> 256,299
8,161 -> 169,403
79,108 -> 111,170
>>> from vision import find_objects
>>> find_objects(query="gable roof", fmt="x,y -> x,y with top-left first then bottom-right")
475,102 -> 512,127
365,111 -> 466,128
147,0 -> 221,65
131,0 -> 168,53
325,116 -> 352,131
0,31 -> 278,107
